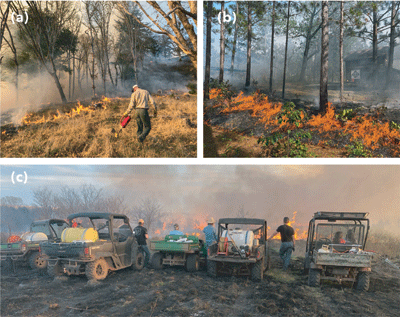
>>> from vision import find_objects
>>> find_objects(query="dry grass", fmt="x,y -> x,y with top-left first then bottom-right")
366,230 -> 400,258
1,94 -> 196,158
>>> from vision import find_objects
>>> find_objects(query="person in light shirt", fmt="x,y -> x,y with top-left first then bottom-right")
169,224 -> 184,235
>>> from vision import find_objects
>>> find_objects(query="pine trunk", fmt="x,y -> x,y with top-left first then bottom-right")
319,1 -> 329,113
204,1 -> 212,100
269,1 -> 275,92
219,1 -> 225,83
245,3 -> 252,87
339,1 -> 344,103
230,2 -> 239,74
385,2 -> 396,90
282,1 -> 290,99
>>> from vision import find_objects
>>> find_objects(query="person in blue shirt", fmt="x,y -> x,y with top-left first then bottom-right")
203,218 -> 217,247
169,224 -> 184,235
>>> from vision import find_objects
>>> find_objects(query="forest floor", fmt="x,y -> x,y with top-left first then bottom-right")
1,239 -> 400,317
204,83 -> 400,158
1,92 -> 196,158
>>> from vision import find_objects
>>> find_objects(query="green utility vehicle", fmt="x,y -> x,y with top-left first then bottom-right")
41,212 -> 144,280
150,234 -> 206,272
0,219 -> 68,271
305,212 -> 372,291
207,218 -> 270,281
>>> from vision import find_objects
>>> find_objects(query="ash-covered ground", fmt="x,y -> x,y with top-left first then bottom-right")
1,247 -> 399,317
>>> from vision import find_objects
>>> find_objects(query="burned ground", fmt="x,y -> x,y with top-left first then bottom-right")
204,85 -> 400,158
1,248 -> 399,317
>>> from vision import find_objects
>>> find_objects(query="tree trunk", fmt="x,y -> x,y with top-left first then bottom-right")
68,50 -> 71,100
245,2 -> 252,87
269,1 -> 275,93
51,71 -> 67,103
230,2 -> 239,74
219,1 -> 225,83
72,51 -> 75,99
282,1 -> 290,99
339,1 -> 344,103
372,6 -> 378,86
320,1 -> 329,113
204,1 -> 212,100
385,1 -> 396,90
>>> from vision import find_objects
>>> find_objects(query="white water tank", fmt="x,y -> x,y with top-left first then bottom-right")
21,232 -> 48,242
221,229 -> 254,248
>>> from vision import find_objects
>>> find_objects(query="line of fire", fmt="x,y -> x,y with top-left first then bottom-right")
204,1 -> 400,158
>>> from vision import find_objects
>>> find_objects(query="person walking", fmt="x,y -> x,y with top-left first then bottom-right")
203,218 -> 218,247
133,219 -> 151,267
269,217 -> 295,270
123,84 -> 157,143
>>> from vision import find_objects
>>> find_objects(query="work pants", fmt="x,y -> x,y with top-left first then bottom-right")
279,241 -> 294,270
135,108 -> 151,142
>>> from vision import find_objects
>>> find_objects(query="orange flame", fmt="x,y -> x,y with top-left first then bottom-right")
213,89 -> 400,155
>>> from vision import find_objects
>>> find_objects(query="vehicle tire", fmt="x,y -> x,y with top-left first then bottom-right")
185,254 -> 199,272
308,269 -> 321,287
304,254 -> 310,275
356,272 -> 370,291
207,260 -> 217,277
251,260 -> 264,281
85,258 -> 109,281
47,263 -> 63,278
29,252 -> 47,271
131,248 -> 145,271
151,252 -> 164,270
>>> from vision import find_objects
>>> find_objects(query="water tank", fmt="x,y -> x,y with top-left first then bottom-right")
21,232 -> 48,242
61,228 -> 99,243
221,229 -> 254,248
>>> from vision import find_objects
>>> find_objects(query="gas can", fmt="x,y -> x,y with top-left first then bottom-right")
120,116 -> 131,128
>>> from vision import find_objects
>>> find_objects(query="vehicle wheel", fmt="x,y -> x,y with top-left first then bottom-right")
47,263 -> 63,278
356,272 -> 370,291
304,254 -> 310,275
29,252 -> 47,271
85,258 -> 109,281
207,260 -> 218,277
308,269 -> 321,287
251,261 -> 264,281
151,252 -> 164,270
185,254 -> 199,272
131,248 -> 145,271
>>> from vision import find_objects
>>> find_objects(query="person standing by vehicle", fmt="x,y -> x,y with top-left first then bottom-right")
269,217 -> 295,270
203,218 -> 217,247
134,219 -> 150,267
123,84 -> 158,143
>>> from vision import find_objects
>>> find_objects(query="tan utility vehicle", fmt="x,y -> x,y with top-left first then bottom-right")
305,212 -> 372,291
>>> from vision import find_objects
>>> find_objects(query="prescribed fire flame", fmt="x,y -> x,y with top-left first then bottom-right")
211,90 -> 400,155
20,98 -> 110,127
269,211 -> 308,240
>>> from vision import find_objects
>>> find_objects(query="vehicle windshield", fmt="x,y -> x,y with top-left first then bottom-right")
31,223 -> 51,236
50,222 -> 69,238
315,222 -> 366,246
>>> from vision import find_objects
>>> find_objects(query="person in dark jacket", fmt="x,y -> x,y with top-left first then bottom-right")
133,219 -> 150,267
269,217 -> 295,270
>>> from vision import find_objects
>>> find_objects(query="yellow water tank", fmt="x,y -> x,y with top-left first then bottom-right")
61,228 -> 99,243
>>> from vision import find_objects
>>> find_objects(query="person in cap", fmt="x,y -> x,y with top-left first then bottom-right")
269,217 -> 295,270
133,219 -> 150,267
123,84 -> 158,143
202,217 -> 217,247
169,223 -> 184,235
